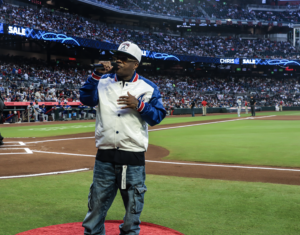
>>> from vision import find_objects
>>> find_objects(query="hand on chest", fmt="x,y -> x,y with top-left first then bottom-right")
99,79 -> 152,107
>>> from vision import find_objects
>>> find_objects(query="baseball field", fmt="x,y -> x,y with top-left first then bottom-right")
1,111 -> 300,235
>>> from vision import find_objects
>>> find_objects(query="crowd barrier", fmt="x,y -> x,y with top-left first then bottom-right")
2,106 -> 300,123
173,108 -> 228,115
2,107 -> 95,123
261,106 -> 300,111
172,106 -> 300,115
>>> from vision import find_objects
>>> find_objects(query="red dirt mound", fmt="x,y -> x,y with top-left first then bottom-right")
16,220 -> 184,235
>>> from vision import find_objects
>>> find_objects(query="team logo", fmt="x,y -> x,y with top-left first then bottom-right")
119,42 -> 130,51
137,93 -> 146,102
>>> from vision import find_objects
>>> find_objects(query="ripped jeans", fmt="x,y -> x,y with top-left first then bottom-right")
82,160 -> 147,235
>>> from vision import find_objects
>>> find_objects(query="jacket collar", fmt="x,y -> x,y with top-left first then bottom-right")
114,71 -> 139,83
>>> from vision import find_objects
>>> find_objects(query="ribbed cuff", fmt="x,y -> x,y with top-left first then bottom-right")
91,70 -> 102,80
136,100 -> 145,112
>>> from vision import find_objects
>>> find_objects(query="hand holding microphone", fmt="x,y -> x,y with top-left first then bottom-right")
91,61 -> 118,74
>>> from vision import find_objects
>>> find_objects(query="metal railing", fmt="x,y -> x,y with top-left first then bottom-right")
247,4 -> 300,11
78,0 -> 182,22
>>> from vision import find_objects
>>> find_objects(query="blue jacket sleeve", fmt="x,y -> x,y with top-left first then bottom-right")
138,87 -> 166,126
80,75 -> 99,107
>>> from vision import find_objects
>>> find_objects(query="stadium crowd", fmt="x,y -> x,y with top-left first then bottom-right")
1,56 -> 300,115
0,2 -> 299,58
90,0 -> 204,18
152,75 -> 300,109
202,1 -> 256,20
87,0 -> 300,23
0,55 -> 88,103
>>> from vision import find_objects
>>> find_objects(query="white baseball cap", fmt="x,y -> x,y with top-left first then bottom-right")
112,41 -> 142,63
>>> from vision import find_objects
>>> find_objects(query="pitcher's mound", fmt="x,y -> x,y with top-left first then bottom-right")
16,220 -> 184,235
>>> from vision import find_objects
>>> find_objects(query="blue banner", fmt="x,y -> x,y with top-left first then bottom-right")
3,23 -> 300,66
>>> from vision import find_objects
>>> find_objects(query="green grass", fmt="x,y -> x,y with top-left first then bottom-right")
1,172 -> 300,235
159,111 -> 300,125
1,111 -> 298,138
149,120 -> 300,167
0,122 -> 95,138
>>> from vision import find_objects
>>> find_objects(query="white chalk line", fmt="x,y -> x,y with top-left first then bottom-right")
33,150 -> 95,157
146,160 -> 300,172
0,152 -> 32,155
24,148 -> 33,154
29,150 -> 300,173
0,147 -> 33,154
23,115 -> 276,145
0,145 -> 23,147
1,114 -> 288,179
0,168 -> 90,179
25,136 -> 94,144
0,142 -> 26,147
149,115 -> 276,132
0,148 -> 30,150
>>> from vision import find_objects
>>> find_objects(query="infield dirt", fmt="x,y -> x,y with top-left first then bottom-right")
2,116 -> 300,185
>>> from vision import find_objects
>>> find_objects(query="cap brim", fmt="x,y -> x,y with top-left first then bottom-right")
111,50 -> 140,62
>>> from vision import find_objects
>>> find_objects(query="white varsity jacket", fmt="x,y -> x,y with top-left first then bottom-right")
80,71 -> 166,152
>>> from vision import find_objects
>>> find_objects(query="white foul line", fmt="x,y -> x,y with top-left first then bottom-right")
0,147 -> 33,154
29,150 -> 300,173
22,115 -> 275,144
33,150 -> 95,157
23,116 -> 275,144
0,152 -> 33,155
0,148 -> 30,150
149,115 -> 276,132
0,145 -> 24,147
24,148 -> 33,154
146,160 -> 300,172
0,168 -> 90,179
25,136 -> 94,144
0,114 -> 283,179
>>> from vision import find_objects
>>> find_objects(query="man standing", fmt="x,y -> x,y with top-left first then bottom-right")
80,41 -> 166,235
78,103 -> 87,119
279,100 -> 283,112
27,102 -> 34,121
191,100 -> 195,117
237,97 -> 242,117
40,104 -> 48,121
51,102 -> 62,121
57,101 -> 63,119
201,99 -> 207,116
62,102 -> 72,119
33,100 -> 40,121
250,96 -> 256,117
244,100 -> 248,114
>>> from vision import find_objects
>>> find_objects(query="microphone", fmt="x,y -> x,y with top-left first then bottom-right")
90,62 -> 119,70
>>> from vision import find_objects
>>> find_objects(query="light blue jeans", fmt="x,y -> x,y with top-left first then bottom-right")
82,160 -> 147,235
